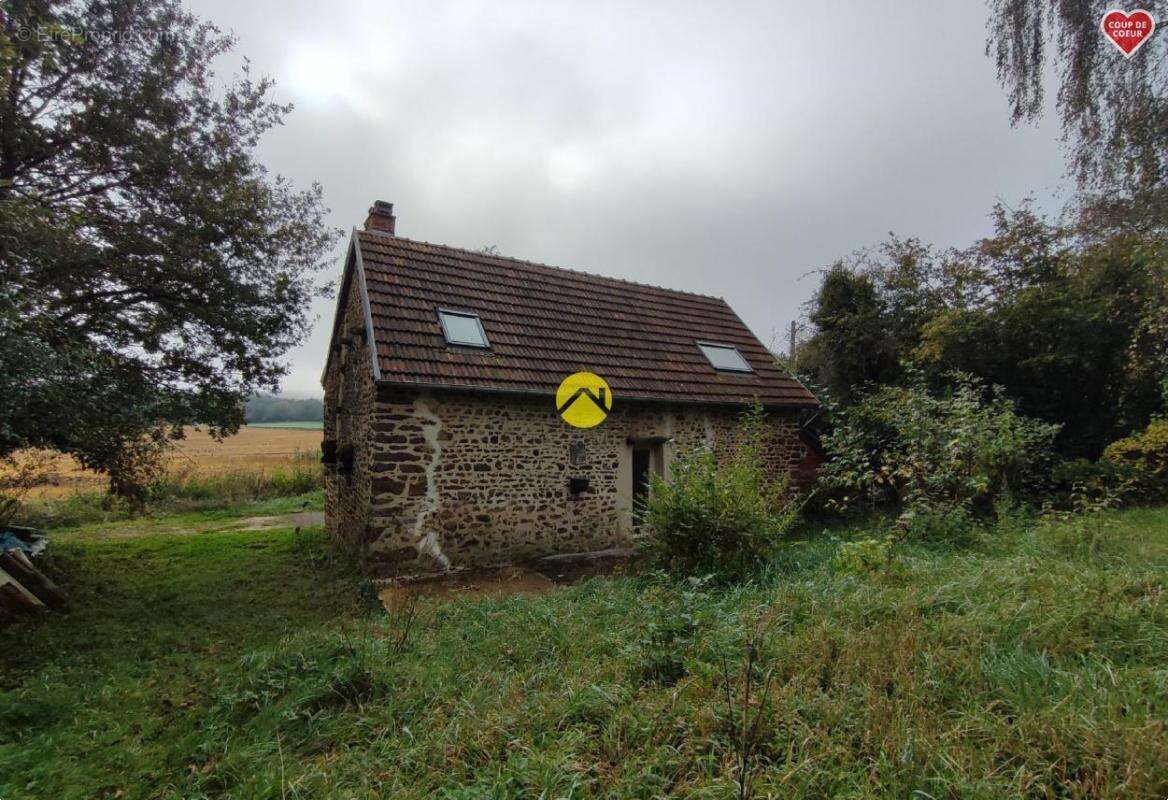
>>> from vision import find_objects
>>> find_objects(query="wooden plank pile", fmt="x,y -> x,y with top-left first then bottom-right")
0,529 -> 66,619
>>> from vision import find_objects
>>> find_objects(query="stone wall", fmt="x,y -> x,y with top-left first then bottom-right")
355,388 -> 808,577
322,275 -> 376,553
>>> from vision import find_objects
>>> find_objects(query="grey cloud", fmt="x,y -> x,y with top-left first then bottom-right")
186,0 -> 1067,394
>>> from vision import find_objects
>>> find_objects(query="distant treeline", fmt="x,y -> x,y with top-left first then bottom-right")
245,395 -> 324,423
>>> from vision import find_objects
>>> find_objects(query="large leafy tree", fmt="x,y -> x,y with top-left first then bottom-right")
987,0 -> 1167,198
799,237 -> 950,406
986,1 -> 1167,386
918,206 -> 1163,457
0,0 -> 338,497
799,266 -> 897,406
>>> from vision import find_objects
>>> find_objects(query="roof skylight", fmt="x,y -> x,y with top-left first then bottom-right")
697,342 -> 752,372
438,309 -> 490,348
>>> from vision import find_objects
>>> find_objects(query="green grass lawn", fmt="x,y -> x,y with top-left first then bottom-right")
2,506 -> 1167,798
245,421 -> 324,429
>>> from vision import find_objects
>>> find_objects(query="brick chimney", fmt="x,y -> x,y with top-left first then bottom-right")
364,201 -> 396,234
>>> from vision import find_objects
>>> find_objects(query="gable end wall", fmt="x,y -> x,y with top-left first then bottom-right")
323,275 -> 376,553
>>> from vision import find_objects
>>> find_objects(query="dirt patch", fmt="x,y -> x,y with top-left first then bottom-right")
378,551 -> 637,609
530,551 -> 636,584
379,565 -> 556,608
231,511 -> 325,531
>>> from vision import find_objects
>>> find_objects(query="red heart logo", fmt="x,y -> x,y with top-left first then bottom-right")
1101,9 -> 1156,57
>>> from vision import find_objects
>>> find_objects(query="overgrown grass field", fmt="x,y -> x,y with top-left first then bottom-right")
2,505 -> 1167,798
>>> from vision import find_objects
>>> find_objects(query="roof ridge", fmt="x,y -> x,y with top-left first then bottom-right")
357,228 -> 727,303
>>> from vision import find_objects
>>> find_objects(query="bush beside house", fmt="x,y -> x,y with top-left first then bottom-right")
1103,418 -> 1168,503
814,370 -> 1059,523
640,405 -> 800,577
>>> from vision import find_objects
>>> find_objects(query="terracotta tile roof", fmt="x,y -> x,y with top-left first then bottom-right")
355,230 -> 818,407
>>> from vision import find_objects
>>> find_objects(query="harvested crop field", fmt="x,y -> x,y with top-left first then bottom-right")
5,426 -> 323,499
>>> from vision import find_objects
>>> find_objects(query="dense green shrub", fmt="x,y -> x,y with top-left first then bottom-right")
1037,420 -> 1168,512
832,535 -> 897,575
640,404 -> 800,577
1045,457 -> 1136,511
816,369 -> 1060,522
1103,419 -> 1168,503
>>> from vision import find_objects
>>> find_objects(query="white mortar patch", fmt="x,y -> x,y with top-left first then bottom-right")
412,396 -> 451,570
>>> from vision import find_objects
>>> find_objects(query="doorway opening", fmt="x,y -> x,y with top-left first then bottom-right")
630,439 -> 666,513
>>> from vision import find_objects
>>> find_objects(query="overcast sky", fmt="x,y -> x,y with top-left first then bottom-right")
185,0 -> 1069,397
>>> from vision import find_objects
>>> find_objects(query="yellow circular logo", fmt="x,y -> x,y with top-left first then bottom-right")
556,372 -> 612,429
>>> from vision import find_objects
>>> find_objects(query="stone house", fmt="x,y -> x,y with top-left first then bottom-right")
322,201 -> 819,576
